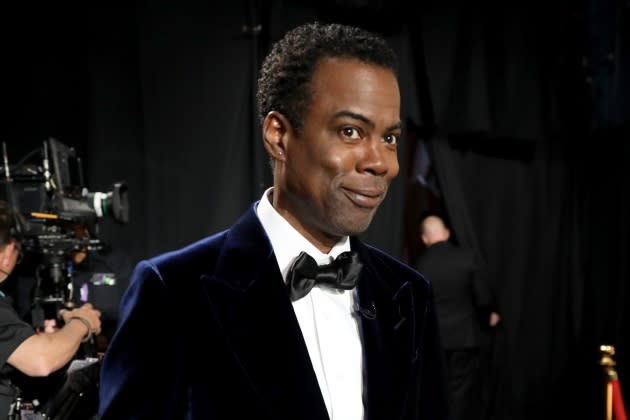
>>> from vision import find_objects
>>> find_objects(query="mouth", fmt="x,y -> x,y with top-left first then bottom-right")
342,187 -> 385,209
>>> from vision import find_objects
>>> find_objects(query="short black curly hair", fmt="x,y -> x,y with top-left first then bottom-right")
256,21 -> 398,134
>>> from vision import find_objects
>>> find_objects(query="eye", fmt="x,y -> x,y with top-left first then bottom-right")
341,127 -> 361,140
384,133 -> 399,145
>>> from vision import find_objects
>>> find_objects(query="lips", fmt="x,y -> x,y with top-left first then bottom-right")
342,187 -> 386,208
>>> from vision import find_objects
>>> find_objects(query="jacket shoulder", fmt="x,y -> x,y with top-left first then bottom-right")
361,242 -> 431,291
131,230 -> 229,289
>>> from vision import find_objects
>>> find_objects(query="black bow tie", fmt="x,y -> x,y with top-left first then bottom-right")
286,251 -> 363,302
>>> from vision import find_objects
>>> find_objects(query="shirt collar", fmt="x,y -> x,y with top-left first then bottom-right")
256,187 -> 351,282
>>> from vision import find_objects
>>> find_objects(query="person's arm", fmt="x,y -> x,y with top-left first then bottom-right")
6,303 -> 101,376
470,258 -> 502,328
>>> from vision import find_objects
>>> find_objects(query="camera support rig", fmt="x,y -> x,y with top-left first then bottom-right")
1,138 -> 128,332
27,224 -> 105,331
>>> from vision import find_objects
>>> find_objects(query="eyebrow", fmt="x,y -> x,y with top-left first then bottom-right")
333,110 -> 402,132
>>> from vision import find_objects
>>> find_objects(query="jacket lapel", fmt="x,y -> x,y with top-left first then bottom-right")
200,207 -> 329,420
354,239 -> 420,420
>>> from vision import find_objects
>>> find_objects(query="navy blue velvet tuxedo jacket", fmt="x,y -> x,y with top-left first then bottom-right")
98,203 -> 448,420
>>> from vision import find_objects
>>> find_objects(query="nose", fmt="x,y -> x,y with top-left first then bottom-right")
357,138 -> 398,177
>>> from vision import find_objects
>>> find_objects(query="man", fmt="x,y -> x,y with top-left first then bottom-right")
99,22 -> 447,420
414,213 -> 500,420
0,201 -> 102,417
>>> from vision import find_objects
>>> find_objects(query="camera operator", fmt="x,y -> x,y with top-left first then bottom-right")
0,201 -> 102,417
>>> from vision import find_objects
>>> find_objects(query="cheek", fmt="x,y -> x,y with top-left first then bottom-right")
320,147 -> 356,174
389,154 -> 400,178
327,153 -> 347,170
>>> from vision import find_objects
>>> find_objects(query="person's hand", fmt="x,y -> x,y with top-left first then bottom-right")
44,319 -> 59,333
489,311 -> 501,327
59,303 -> 102,337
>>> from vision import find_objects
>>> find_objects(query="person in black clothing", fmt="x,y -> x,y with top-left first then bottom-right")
414,213 -> 500,420
0,201 -> 102,418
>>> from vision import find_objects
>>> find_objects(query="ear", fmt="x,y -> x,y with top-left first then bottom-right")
262,111 -> 291,162
421,233 -> 430,246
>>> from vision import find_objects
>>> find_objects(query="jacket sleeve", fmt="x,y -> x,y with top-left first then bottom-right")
471,256 -> 500,329
416,282 -> 450,420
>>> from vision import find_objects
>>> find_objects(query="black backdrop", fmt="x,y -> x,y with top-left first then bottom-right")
2,2 -> 629,419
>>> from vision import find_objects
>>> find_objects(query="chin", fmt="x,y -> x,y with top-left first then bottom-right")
336,217 -> 374,236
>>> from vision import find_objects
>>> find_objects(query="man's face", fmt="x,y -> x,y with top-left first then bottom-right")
0,241 -> 20,282
276,57 -> 401,250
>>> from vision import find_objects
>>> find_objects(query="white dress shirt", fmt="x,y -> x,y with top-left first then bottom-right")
256,187 -> 364,420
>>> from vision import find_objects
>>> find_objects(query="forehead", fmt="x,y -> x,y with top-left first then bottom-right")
308,57 -> 400,122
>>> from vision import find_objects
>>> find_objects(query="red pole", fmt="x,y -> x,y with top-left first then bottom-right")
611,378 -> 628,420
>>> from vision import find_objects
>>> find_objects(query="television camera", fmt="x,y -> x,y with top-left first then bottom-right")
1,138 -> 128,331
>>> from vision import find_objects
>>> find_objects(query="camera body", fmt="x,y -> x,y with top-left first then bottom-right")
1,138 -> 128,328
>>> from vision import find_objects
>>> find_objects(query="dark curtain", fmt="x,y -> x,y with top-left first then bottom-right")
404,2 -> 630,420
2,1 -> 630,419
